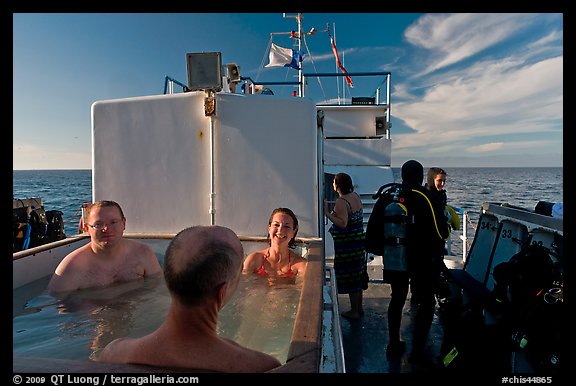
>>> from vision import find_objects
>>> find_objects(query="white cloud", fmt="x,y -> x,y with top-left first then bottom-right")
404,13 -> 540,75
468,142 -> 504,153
390,13 -> 563,165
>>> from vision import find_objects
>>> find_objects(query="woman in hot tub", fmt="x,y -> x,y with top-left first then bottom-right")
242,207 -> 307,282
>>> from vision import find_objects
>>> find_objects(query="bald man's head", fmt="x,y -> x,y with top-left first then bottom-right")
164,226 -> 244,306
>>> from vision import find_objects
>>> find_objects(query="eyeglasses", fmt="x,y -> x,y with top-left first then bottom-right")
87,219 -> 123,231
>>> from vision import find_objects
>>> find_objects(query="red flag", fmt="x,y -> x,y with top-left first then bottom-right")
330,36 -> 353,87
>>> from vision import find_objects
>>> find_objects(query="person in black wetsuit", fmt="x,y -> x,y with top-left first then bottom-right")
425,167 -> 448,206
425,167 -> 460,255
367,160 -> 449,363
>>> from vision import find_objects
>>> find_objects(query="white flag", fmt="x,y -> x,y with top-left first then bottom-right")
265,43 -> 300,69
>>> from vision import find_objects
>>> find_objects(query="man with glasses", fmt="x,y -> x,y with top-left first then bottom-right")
48,200 -> 162,293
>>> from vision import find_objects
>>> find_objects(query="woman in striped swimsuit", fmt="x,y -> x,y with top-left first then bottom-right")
324,173 -> 368,320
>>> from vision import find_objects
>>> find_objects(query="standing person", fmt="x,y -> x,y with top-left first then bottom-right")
48,200 -> 162,293
425,167 -> 448,205
243,207 -> 307,280
426,167 -> 460,247
324,172 -> 368,320
366,160 -> 449,362
97,225 -> 282,372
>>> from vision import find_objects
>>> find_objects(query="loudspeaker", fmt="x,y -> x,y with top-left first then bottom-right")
376,116 -> 386,136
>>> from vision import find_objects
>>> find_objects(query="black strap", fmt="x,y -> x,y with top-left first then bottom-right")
339,196 -> 353,212
372,182 -> 399,199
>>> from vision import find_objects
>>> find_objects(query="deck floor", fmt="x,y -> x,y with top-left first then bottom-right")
338,280 -> 446,373
336,258 -> 517,375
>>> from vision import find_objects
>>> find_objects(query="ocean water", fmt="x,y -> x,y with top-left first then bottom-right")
13,167 -> 563,238
13,170 -> 92,237
391,167 -> 563,224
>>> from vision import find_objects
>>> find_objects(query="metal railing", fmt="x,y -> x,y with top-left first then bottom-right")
320,266 -> 346,373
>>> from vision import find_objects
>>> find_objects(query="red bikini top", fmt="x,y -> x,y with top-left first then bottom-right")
255,249 -> 296,278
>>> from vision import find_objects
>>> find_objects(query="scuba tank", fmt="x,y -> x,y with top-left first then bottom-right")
382,188 -> 409,272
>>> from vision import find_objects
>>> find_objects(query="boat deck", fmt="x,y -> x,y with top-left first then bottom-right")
338,278 -> 450,373
333,256 -> 441,373
336,257 -> 518,376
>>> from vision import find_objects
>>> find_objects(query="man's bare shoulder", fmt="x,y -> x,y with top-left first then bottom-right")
48,244 -> 95,292
237,343 -> 282,371
58,243 -> 94,267
220,337 -> 281,372
121,239 -> 161,271
96,336 -> 136,363
122,238 -> 154,253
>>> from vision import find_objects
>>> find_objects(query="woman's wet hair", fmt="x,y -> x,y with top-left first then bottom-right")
334,172 -> 354,194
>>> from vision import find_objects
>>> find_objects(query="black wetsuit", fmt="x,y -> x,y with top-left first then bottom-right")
367,180 -> 449,358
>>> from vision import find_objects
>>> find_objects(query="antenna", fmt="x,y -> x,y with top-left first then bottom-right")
281,13 -> 307,97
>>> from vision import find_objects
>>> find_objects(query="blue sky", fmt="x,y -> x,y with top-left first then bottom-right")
13,13 -> 563,169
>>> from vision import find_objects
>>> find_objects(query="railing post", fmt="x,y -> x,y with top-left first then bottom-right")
462,212 -> 468,262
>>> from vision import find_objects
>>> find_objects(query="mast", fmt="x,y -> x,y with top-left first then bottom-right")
297,13 -> 303,97
282,13 -> 304,97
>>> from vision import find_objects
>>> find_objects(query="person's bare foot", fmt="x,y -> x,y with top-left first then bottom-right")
341,310 -> 361,320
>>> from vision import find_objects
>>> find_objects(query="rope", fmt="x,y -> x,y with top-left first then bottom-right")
302,35 -> 327,100
465,212 -> 477,231
254,35 -> 274,83
63,206 -> 83,228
